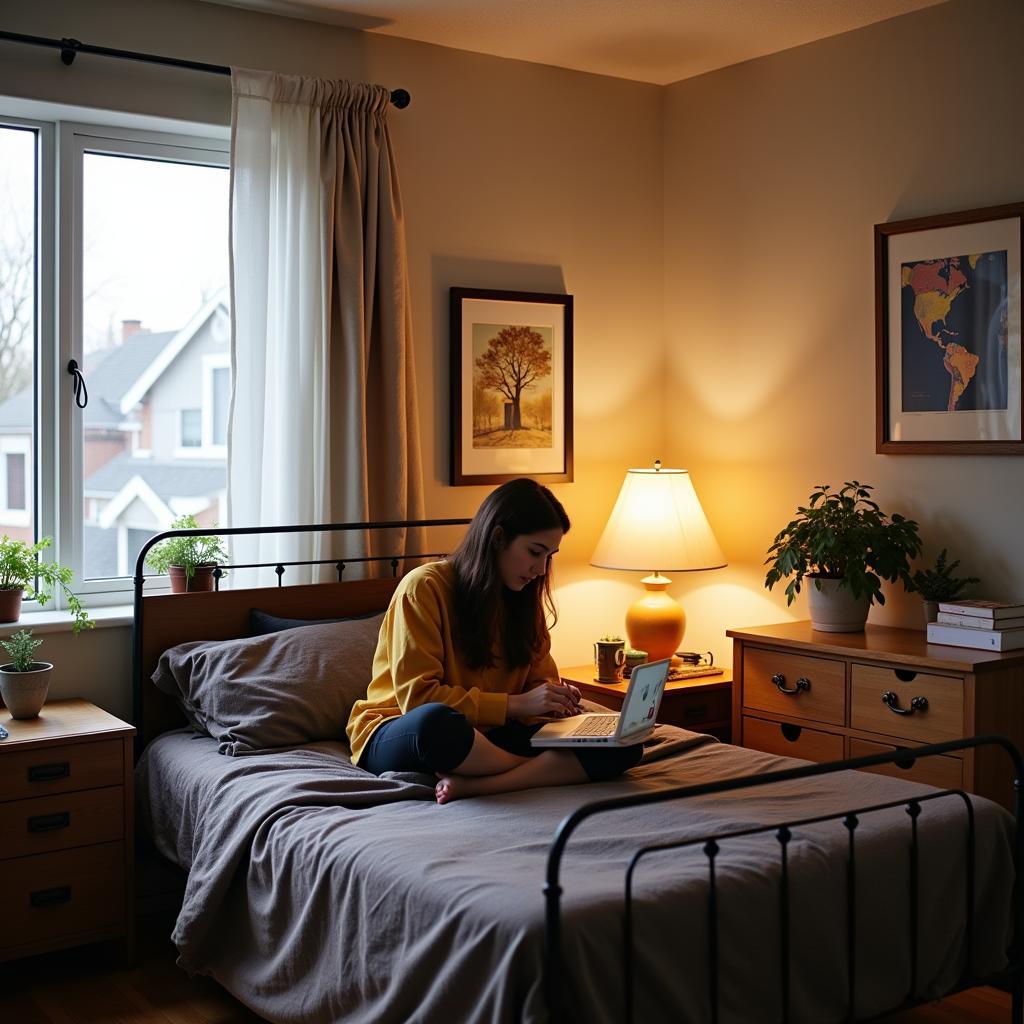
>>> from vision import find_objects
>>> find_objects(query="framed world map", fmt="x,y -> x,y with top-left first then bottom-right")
875,202 -> 1022,454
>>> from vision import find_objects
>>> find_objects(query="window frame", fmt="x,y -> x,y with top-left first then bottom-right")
0,111 -> 232,608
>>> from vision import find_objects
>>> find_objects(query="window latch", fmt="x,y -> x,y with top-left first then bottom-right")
67,359 -> 88,408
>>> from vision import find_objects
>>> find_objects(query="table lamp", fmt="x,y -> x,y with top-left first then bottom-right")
590,461 -> 726,662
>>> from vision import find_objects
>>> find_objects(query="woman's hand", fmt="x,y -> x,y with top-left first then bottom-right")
508,681 -> 582,720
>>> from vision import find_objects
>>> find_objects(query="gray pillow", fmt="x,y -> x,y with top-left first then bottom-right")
248,607 -> 378,637
152,614 -> 384,755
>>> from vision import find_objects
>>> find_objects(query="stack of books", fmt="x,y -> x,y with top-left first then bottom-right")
927,600 -> 1024,652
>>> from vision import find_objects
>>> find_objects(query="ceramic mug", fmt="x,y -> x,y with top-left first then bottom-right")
594,639 -> 626,682
623,649 -> 648,678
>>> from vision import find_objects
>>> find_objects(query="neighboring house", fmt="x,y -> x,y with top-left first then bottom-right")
0,294 -> 229,578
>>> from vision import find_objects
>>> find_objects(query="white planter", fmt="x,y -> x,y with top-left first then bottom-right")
806,577 -> 870,633
0,662 -> 54,718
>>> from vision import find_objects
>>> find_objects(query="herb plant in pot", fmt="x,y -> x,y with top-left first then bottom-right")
0,629 -> 52,718
0,535 -> 92,633
145,514 -> 228,593
907,548 -> 980,625
764,482 -> 922,632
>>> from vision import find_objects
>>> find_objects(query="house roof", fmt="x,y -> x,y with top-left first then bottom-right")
85,452 -> 225,499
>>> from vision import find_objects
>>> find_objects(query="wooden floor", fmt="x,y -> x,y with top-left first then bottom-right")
0,917 -> 1012,1023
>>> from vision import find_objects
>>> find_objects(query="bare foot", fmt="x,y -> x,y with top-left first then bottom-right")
435,774 -> 460,804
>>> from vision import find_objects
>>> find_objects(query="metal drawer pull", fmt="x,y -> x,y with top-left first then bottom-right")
30,885 -> 72,908
28,761 -> 70,783
882,691 -> 928,715
28,811 -> 71,833
772,673 -> 810,695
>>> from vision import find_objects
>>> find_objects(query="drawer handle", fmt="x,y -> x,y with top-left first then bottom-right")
28,811 -> 71,833
28,761 -> 71,783
780,723 -> 802,742
30,885 -> 72,908
882,691 -> 929,716
772,673 -> 810,696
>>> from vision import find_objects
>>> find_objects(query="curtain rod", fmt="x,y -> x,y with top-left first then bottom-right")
0,29 -> 411,108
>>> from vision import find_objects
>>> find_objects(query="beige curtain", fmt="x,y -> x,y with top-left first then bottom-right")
229,69 -> 424,583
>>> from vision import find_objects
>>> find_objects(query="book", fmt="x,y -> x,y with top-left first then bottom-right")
937,599 -> 1024,620
927,622 -> 1024,652
936,611 -> 1024,630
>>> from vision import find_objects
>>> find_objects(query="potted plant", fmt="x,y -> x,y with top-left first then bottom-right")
764,481 -> 922,632
0,629 -> 52,718
145,514 -> 228,593
0,535 -> 92,634
907,548 -> 980,625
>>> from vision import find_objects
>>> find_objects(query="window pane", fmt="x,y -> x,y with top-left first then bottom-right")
0,125 -> 37,538
81,152 -> 229,580
181,408 -> 201,447
6,452 -> 26,510
212,366 -> 229,446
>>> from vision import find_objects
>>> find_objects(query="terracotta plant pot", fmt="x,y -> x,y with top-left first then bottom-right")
0,661 -> 53,718
0,587 -> 23,624
168,564 -> 217,594
806,575 -> 870,632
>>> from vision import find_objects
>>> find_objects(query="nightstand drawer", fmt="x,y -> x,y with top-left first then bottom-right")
743,648 -> 846,726
0,739 -> 123,802
849,738 -> 963,790
850,664 -> 964,744
743,715 -> 845,762
1,842 -> 124,953
0,786 -> 124,860
661,688 -> 732,729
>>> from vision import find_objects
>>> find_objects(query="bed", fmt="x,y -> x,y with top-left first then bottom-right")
132,521 -> 1022,1024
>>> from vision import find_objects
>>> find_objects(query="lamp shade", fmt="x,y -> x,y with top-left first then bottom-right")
591,467 -> 726,573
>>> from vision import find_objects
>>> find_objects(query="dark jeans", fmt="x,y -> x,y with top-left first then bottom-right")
361,702 -> 643,782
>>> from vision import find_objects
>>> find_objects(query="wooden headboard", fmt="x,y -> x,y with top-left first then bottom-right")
134,576 -> 401,754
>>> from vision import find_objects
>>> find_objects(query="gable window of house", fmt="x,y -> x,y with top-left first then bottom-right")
0,109 -> 230,609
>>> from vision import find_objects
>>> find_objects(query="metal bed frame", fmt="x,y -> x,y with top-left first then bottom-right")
130,520 -> 1023,1023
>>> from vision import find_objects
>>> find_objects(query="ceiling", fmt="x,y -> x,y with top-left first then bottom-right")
195,0 -> 947,85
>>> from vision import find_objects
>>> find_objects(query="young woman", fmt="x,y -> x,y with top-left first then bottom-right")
346,478 -> 644,804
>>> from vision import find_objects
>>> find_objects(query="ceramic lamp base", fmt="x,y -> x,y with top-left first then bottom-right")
625,574 -> 684,663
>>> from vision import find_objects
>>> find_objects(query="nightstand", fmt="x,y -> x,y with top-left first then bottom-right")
560,665 -> 733,741
0,699 -> 135,962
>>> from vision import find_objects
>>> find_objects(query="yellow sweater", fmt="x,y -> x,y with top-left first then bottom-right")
346,560 -> 559,765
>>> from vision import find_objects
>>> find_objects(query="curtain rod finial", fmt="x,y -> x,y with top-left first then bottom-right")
59,37 -> 79,66
390,88 -> 411,109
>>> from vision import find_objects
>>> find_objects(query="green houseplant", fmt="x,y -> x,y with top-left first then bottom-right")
0,629 -> 52,718
764,481 -> 922,632
907,548 -> 980,624
145,514 -> 228,593
0,535 -> 92,634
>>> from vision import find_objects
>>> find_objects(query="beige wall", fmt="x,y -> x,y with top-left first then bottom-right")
2,0 -> 1020,714
662,0 -> 1024,657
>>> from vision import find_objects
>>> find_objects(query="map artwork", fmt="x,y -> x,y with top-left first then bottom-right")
901,250 -> 1009,413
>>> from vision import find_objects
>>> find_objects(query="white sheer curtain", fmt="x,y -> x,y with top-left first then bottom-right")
228,69 -> 424,584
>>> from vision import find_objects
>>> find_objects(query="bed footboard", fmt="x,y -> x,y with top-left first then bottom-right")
544,735 -> 1023,1024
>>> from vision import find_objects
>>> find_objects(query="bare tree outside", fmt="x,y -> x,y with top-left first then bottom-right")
0,129 -> 34,403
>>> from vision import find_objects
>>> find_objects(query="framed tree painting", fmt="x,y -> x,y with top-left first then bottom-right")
875,202 -> 1023,454
450,287 -> 573,485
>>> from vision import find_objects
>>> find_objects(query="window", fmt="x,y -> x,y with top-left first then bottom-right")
0,108 -> 230,603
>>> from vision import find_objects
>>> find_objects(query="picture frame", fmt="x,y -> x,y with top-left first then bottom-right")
875,202 -> 1023,455
450,287 -> 573,485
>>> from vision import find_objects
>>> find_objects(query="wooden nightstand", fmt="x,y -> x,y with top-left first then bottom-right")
0,699 -> 135,962
560,665 -> 733,741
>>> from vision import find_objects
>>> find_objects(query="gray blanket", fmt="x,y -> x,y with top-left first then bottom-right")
137,727 -> 1014,1024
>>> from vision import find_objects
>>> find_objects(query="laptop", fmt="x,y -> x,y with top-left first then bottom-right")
530,658 -> 671,748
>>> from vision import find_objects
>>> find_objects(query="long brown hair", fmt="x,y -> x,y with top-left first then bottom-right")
449,478 -> 570,669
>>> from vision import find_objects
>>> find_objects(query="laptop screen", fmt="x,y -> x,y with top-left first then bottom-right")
619,661 -> 668,736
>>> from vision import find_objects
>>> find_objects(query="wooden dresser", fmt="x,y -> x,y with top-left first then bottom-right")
0,699 -> 135,962
728,622 -> 1024,811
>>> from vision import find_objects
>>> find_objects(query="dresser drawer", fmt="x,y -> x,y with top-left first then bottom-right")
850,664 -> 964,744
0,739 -> 123,802
743,715 -> 845,762
743,648 -> 846,726
0,786 -> 124,860
848,738 -> 963,790
0,842 -> 124,956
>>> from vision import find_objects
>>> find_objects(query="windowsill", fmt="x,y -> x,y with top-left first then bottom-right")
0,604 -> 134,636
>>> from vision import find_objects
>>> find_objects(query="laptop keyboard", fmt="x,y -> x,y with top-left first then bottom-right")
571,715 -> 619,737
